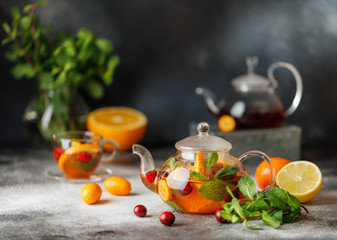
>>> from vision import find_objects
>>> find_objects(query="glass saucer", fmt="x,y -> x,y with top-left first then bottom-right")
45,166 -> 113,183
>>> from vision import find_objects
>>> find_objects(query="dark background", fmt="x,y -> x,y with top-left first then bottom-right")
1,0 -> 337,149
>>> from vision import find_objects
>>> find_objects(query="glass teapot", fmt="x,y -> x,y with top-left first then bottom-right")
132,122 -> 275,214
196,57 -> 303,129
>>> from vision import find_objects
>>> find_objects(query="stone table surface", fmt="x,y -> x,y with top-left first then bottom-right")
0,147 -> 337,240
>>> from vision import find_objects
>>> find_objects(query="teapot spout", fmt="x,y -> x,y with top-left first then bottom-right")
196,86 -> 222,116
132,144 -> 158,193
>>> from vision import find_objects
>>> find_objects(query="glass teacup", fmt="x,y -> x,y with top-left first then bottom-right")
52,131 -> 119,179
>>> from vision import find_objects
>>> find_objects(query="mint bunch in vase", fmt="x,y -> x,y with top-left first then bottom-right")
2,1 -> 119,147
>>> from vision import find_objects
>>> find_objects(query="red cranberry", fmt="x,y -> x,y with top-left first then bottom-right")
179,182 -> 192,196
159,211 -> 175,226
134,205 -> 147,217
212,163 -> 224,174
215,209 -> 229,223
53,148 -> 64,161
145,170 -> 157,183
77,151 -> 91,162
159,171 -> 169,179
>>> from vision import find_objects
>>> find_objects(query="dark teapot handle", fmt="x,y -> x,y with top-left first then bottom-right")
267,62 -> 303,116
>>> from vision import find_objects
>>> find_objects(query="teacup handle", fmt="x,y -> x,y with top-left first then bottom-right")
101,139 -> 119,163
238,150 -> 275,192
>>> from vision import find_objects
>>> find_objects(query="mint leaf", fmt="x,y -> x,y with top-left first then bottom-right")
238,176 -> 256,200
262,210 -> 283,229
265,186 -> 300,211
199,179 -> 232,201
190,171 -> 208,181
169,157 -> 179,170
243,219 -> 261,230
71,157 -> 99,173
165,201 -> 183,212
232,198 -> 246,219
206,152 -> 218,170
283,208 -> 301,223
219,210 -> 232,221
214,164 -> 239,180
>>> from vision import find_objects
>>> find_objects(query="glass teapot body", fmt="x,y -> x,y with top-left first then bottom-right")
222,88 -> 287,129
155,149 -> 247,214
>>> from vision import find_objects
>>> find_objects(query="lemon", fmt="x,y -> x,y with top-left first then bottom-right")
276,161 -> 322,203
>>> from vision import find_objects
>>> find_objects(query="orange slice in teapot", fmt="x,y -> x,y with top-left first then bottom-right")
158,179 -> 172,202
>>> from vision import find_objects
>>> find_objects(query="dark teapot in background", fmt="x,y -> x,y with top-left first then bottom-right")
196,57 -> 303,129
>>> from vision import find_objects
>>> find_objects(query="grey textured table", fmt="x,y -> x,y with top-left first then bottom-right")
0,147 -> 337,240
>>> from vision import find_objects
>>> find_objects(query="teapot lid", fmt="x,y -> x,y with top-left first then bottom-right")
231,56 -> 270,92
175,122 -> 232,152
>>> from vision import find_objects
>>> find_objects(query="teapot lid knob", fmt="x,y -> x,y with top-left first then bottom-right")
197,122 -> 209,135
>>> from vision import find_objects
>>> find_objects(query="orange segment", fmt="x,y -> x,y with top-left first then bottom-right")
195,151 -> 205,175
64,143 -> 99,155
87,107 -> 148,151
218,115 -> 236,133
159,179 -> 172,202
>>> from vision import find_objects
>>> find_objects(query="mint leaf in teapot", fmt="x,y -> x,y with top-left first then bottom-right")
238,176 -> 256,200
199,179 -> 234,201
169,157 -> 179,170
214,164 -> 239,180
206,152 -> 218,170
190,171 -> 209,181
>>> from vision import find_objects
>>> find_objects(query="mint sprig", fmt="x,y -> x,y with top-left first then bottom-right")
219,176 -> 305,230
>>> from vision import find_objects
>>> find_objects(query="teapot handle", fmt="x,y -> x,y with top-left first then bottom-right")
267,62 -> 303,116
238,150 -> 275,192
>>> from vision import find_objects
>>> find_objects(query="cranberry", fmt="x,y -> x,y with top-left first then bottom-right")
77,151 -> 91,162
145,170 -> 157,183
159,211 -> 175,226
212,163 -> 224,174
53,148 -> 64,160
134,205 -> 147,217
215,209 -> 229,223
159,171 -> 169,179
179,182 -> 192,196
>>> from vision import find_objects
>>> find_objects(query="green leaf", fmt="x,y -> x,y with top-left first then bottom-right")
55,71 -> 67,86
238,176 -> 256,200
20,16 -> 32,31
190,171 -> 208,181
265,186 -> 300,211
231,198 -> 246,219
11,7 -> 21,22
71,157 -> 100,173
199,179 -> 232,201
102,55 -> 119,85
219,210 -> 232,221
243,219 -> 261,230
283,208 -> 301,223
11,63 -> 35,79
1,37 -> 11,46
262,209 -> 283,229
23,4 -> 33,13
3,22 -> 11,34
95,38 -> 113,53
82,80 -> 104,99
165,201 -> 183,212
214,164 -> 239,180
169,157 -> 178,170
206,152 -> 218,170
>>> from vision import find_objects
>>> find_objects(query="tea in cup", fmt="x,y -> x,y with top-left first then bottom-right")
52,131 -> 119,179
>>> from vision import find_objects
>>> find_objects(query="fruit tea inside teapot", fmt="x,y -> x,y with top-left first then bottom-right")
196,57 -> 303,129
133,122 -> 275,214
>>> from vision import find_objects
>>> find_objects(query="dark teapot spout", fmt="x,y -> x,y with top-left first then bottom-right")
196,86 -> 223,117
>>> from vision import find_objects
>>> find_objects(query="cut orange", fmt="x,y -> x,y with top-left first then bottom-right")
158,179 -> 172,202
276,161 -> 322,203
218,115 -> 236,133
87,107 -> 148,152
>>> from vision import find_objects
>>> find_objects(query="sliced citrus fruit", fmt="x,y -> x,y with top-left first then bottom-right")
158,179 -> 172,202
87,107 -> 148,151
218,115 -> 236,133
276,160 -> 322,203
